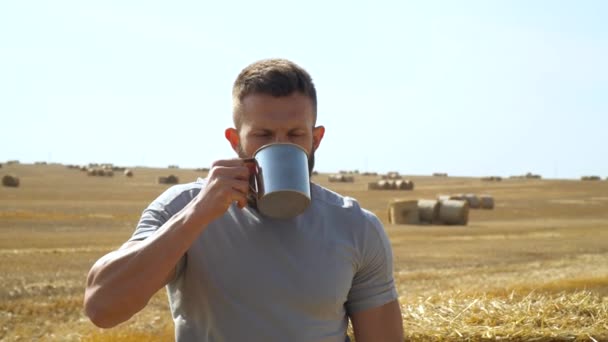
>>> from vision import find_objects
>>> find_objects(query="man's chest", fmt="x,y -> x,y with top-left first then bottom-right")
187,224 -> 357,317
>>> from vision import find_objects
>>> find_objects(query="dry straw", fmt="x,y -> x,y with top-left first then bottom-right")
418,200 -> 440,224
399,290 -> 608,341
2,174 -> 20,187
438,199 -> 469,225
388,200 -> 419,225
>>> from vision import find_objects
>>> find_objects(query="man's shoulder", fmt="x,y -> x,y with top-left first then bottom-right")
149,178 -> 205,213
310,183 -> 380,226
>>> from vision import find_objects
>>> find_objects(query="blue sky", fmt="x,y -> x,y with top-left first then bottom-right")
1,1 -> 606,179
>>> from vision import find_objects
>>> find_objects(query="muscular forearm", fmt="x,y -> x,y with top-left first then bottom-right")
84,204 -> 210,328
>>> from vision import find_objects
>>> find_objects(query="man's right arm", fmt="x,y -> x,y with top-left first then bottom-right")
83,159 -> 250,328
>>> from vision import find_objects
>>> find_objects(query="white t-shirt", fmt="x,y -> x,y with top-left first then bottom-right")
130,179 -> 398,342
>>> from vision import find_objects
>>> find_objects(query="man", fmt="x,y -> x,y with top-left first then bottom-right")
84,58 -> 404,341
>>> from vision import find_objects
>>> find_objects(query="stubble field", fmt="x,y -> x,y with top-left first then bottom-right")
1,163 -> 607,341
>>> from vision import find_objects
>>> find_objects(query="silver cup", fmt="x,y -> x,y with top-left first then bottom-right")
245,143 -> 311,219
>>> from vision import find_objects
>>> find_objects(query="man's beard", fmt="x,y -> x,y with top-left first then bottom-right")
237,144 -> 316,176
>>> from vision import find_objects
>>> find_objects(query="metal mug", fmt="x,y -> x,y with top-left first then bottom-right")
244,143 -> 311,219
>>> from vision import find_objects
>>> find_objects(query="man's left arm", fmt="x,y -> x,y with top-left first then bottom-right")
350,299 -> 403,342
346,209 -> 404,341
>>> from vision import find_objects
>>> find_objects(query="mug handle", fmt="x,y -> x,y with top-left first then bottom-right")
243,158 -> 259,197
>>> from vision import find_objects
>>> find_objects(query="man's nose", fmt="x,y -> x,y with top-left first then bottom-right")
274,135 -> 289,143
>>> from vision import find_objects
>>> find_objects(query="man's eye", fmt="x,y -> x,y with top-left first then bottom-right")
253,132 -> 271,137
289,132 -> 305,137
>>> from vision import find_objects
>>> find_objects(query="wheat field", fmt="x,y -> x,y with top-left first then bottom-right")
1,163 -> 607,341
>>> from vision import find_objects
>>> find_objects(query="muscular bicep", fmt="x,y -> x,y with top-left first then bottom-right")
350,299 -> 403,342
117,240 -> 179,286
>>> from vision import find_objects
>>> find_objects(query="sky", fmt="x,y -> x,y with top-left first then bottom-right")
1,1 -> 606,179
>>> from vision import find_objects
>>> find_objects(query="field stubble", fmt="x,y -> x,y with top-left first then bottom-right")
1,164 -> 607,341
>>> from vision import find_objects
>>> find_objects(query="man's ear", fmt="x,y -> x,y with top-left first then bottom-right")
225,128 -> 240,153
312,125 -> 325,151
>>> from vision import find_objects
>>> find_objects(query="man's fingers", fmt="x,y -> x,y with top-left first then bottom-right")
209,165 -> 251,181
210,158 -> 249,168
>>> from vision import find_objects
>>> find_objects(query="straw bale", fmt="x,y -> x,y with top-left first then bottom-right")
449,193 -> 465,201
438,199 -> 469,225
328,174 -> 342,182
480,194 -> 494,209
388,200 -> 419,224
525,172 -> 542,179
158,174 -> 179,184
329,174 -> 354,183
387,171 -> 401,180
87,169 -> 98,176
396,179 -> 414,190
418,199 -> 440,224
124,169 -> 133,177
437,194 -> 451,202
2,174 -> 20,187
581,175 -> 601,181
367,181 -> 380,190
481,176 -> 502,181
104,170 -> 114,177
387,180 -> 397,190
464,193 -> 480,209
377,180 -> 391,190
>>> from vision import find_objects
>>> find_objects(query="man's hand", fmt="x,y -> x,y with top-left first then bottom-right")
189,158 -> 252,223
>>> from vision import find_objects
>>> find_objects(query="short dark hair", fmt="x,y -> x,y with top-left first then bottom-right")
232,58 -> 317,130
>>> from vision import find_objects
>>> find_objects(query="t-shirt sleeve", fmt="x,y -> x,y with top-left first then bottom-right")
128,181 -> 203,242
345,210 -> 398,314
126,181 -> 203,279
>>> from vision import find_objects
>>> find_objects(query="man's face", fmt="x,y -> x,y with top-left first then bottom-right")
229,92 -> 324,173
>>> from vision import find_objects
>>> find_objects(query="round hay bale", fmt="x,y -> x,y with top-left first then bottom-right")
388,200 -> 419,225
124,169 -> 133,177
418,199 -> 440,224
396,179 -> 414,190
581,176 -> 601,181
387,172 -> 401,180
437,194 -> 451,202
104,170 -> 114,177
87,168 -> 98,176
158,175 -> 179,185
97,169 -> 106,177
464,194 -> 480,209
387,180 -> 397,190
328,174 -> 341,182
449,194 -> 465,201
343,175 -> 355,183
480,194 -> 494,209
438,199 -> 469,225
377,180 -> 391,190
2,174 -> 20,187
